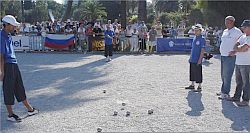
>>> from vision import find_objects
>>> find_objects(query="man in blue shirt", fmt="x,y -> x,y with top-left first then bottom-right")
185,24 -> 206,92
104,25 -> 114,62
1,15 -> 38,122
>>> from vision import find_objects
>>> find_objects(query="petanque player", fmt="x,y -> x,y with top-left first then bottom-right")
185,24 -> 206,92
0,15 -> 39,122
104,25 -> 115,62
227,20 -> 250,106
217,16 -> 243,99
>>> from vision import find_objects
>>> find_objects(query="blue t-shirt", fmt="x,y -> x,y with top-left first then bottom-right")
0,30 -> 17,64
104,30 -> 114,45
189,35 -> 205,63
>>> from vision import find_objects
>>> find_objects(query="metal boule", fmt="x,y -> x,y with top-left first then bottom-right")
148,109 -> 154,114
113,111 -> 118,116
97,127 -> 102,132
126,111 -> 130,116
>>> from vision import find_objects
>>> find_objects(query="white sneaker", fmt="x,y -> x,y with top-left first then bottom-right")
109,57 -> 112,61
7,114 -> 22,122
28,108 -> 39,116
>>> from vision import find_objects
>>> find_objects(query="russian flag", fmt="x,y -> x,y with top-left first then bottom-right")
44,34 -> 75,49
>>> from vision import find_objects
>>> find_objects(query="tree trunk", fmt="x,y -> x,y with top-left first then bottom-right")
138,0 -> 147,22
120,0 -> 126,28
62,0 -> 73,21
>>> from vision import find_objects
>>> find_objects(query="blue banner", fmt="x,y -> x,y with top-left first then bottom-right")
156,38 -> 193,52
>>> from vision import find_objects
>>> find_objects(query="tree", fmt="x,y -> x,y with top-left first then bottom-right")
138,0 -> 147,22
195,1 -> 250,27
73,0 -> 107,21
188,8 -> 204,25
23,0 -> 32,10
27,1 -> 48,23
47,1 -> 64,20
154,0 -> 179,14
99,1 -> 120,21
120,0 -> 127,28
62,0 -> 73,21
127,0 -> 138,16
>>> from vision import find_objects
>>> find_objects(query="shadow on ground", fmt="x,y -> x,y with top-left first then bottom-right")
0,53 -> 121,131
222,100 -> 250,132
185,91 -> 204,116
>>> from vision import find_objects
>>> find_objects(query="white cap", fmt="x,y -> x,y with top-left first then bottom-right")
2,15 -> 20,26
225,16 -> 235,22
192,23 -> 204,31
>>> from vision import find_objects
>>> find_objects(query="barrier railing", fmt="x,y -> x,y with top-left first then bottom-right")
13,33 -> 220,53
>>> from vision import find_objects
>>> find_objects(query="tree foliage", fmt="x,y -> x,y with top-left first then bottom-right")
72,0 -> 107,21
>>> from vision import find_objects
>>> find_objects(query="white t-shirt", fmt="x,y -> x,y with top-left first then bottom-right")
236,34 -> 250,65
220,27 -> 242,56
78,27 -> 86,40
125,27 -> 133,37
65,28 -> 72,33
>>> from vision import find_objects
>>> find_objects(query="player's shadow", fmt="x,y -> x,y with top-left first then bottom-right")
222,100 -> 250,131
185,91 -> 204,116
0,53 -> 122,131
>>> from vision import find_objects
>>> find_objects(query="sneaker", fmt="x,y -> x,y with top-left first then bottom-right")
28,108 -> 39,116
218,93 -> 229,100
193,87 -> 202,92
109,57 -> 112,61
185,85 -> 195,90
226,97 -> 240,102
236,101 -> 249,107
7,114 -> 22,122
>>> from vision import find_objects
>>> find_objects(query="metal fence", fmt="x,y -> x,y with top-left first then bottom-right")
14,33 -> 220,53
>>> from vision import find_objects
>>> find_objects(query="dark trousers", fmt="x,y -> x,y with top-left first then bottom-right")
3,63 -> 27,105
88,36 -> 93,52
139,38 -> 146,51
190,63 -> 203,83
105,45 -> 113,57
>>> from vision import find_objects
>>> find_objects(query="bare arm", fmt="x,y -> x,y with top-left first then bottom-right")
197,48 -> 205,65
229,42 -> 241,56
234,43 -> 249,52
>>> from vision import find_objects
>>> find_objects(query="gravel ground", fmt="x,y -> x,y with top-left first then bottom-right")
1,53 -> 250,132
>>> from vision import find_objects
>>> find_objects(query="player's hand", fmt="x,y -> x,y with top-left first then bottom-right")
197,60 -> 202,66
229,51 -> 237,56
241,44 -> 249,52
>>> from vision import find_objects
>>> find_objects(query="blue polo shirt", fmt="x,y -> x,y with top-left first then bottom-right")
104,30 -> 114,45
189,35 -> 205,63
0,30 -> 17,64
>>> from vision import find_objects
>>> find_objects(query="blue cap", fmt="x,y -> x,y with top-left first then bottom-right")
241,20 -> 250,27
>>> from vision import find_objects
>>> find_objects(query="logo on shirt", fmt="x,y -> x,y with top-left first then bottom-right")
196,41 -> 200,45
